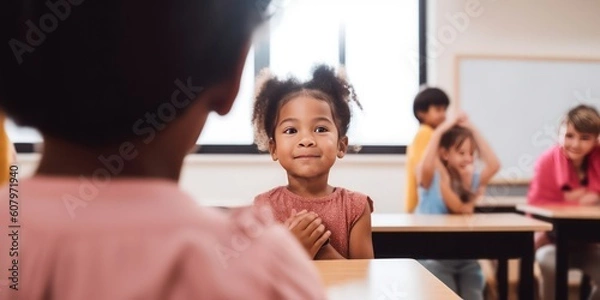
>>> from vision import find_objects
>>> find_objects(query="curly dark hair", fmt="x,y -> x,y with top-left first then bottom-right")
0,0 -> 272,146
251,65 -> 362,151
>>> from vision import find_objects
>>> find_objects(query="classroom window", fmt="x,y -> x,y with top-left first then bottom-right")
198,48 -> 256,145
344,1 -> 420,145
269,0 -> 341,80
7,0 -> 423,152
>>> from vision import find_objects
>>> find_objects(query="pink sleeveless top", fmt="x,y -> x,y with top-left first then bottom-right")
254,187 -> 373,258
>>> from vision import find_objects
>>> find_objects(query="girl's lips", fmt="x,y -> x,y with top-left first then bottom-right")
294,155 -> 320,159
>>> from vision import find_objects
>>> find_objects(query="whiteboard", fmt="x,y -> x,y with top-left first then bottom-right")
457,56 -> 600,183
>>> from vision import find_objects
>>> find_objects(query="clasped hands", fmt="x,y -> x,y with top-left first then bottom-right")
283,209 -> 331,258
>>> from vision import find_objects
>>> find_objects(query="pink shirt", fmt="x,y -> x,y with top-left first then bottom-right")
254,186 -> 373,258
0,177 -> 325,300
528,145 -> 600,205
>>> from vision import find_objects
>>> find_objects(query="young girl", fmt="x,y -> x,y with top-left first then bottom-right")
528,104 -> 600,300
252,65 -> 374,260
416,112 -> 500,300
0,1 -> 326,299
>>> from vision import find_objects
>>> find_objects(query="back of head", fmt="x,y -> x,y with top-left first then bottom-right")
0,0 -> 271,146
566,104 -> 600,136
413,87 -> 450,122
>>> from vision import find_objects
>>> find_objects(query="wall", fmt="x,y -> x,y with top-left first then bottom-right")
15,154 -> 406,212
14,1 -> 599,213
427,0 -> 600,99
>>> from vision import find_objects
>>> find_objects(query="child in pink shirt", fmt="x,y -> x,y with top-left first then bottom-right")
252,66 -> 374,260
0,1 -> 325,299
528,145 -> 600,205
528,105 -> 600,300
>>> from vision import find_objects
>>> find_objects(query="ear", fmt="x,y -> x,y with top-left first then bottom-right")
557,122 -> 567,146
208,40 -> 252,115
337,136 -> 349,158
439,148 -> 449,161
416,110 -> 426,122
268,138 -> 278,161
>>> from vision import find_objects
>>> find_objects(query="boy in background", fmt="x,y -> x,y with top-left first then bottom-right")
405,87 -> 450,212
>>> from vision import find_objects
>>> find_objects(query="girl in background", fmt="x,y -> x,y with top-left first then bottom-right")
416,112 -> 500,300
528,104 -> 600,300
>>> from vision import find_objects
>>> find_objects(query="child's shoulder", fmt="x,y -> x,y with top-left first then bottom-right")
220,205 -> 281,238
542,144 -> 562,157
253,186 -> 287,204
416,124 -> 434,136
185,205 -> 297,261
410,124 -> 433,137
337,187 -> 368,199
180,206 -> 322,298
535,144 -> 562,166
336,188 -> 374,214
408,124 -> 434,147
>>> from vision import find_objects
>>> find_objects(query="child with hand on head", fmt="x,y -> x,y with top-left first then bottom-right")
405,87 -> 450,212
416,112 -> 500,300
528,104 -> 600,300
252,65 -> 374,260
0,1 -> 326,299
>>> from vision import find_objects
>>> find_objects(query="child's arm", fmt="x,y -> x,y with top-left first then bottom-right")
577,147 -> 600,205
347,202 -> 374,259
417,113 -> 464,189
417,130 -> 446,189
317,201 -> 375,260
316,243 -> 346,259
460,119 -> 501,186
562,188 -> 599,204
578,192 -> 600,205
564,187 -> 587,203
406,127 -> 434,212
438,162 -> 476,214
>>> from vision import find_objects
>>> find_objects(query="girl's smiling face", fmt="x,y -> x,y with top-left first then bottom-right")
269,96 -> 347,180
563,122 -> 598,163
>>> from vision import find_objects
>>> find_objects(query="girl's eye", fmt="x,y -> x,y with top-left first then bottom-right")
565,133 -> 574,139
315,126 -> 328,133
581,135 -> 592,140
283,128 -> 297,134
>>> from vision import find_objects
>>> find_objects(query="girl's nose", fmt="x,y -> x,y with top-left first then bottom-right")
298,135 -> 315,147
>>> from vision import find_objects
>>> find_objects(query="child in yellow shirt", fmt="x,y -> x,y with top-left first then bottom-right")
0,113 -> 15,185
404,87 -> 449,212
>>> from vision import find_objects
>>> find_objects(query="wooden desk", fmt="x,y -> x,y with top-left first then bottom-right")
314,259 -> 460,300
371,213 -> 552,300
475,196 -> 527,213
517,204 -> 600,219
517,204 -> 600,300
